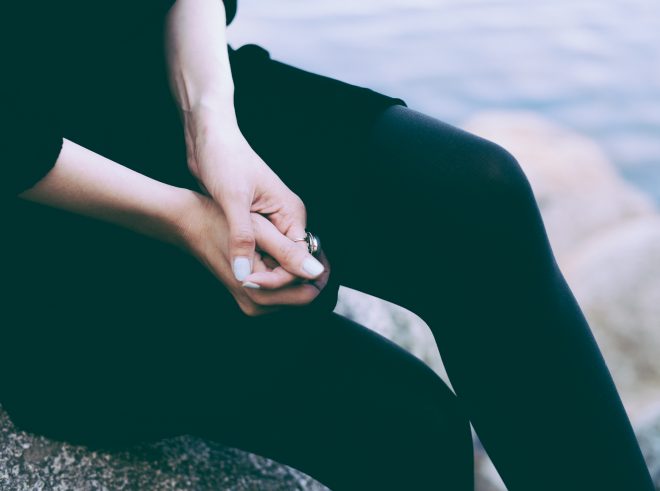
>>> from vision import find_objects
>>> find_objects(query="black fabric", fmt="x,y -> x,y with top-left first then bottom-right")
1,6 -> 654,491
2,0 -> 237,197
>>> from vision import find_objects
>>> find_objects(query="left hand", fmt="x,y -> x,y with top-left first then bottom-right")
175,190 -> 332,316
183,110 -> 326,288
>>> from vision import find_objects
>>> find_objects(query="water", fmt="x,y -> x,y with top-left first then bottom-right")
228,0 -> 660,202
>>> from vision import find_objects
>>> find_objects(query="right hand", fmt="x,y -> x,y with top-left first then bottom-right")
183,111 -> 326,286
175,191 -> 332,317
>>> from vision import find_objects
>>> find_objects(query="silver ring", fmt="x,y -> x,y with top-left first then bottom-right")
292,231 -> 322,256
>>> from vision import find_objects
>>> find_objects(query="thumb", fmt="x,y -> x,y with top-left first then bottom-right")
220,191 -> 257,282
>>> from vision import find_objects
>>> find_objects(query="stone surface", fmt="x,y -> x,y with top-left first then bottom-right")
637,404 -> 660,489
561,215 -> 660,413
0,406 -> 328,491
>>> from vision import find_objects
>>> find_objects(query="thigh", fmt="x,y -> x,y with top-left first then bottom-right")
174,307 -> 473,491
227,49 -> 524,312
227,43 -> 408,246
3,295 -> 473,490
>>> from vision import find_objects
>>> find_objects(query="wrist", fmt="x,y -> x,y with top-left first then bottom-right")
166,187 -> 207,251
183,103 -> 246,178
185,95 -> 241,136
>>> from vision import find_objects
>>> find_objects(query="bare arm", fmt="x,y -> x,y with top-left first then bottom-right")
9,0 -> 234,243
164,0 -> 240,155
17,137 -> 331,317
18,138 -> 195,248
10,0 -> 327,317
164,0 -> 327,286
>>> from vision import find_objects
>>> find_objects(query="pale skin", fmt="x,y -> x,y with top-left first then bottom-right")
19,0 -> 329,317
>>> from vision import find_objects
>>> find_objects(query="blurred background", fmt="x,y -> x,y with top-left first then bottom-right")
229,1 -> 660,489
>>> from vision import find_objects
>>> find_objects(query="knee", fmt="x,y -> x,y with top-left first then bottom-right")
462,137 -> 535,207
432,135 -> 545,245
402,363 -> 474,457
370,105 -> 537,214
423,378 -> 473,449
409,375 -> 475,486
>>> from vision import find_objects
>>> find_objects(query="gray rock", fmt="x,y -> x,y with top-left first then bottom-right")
561,215 -> 660,414
635,404 -> 660,489
0,406 -> 328,491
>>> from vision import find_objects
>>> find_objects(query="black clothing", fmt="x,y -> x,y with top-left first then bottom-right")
223,0 -> 238,26
3,0 -> 236,196
1,5 -> 655,491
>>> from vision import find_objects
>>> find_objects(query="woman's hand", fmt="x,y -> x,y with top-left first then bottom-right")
164,0 -> 325,287
177,190 -> 332,317
184,109 -> 326,287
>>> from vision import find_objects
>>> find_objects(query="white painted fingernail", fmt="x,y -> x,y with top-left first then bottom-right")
242,281 -> 261,289
302,256 -> 324,277
233,256 -> 251,281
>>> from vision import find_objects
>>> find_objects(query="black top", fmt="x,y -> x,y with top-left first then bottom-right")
3,0 -> 237,197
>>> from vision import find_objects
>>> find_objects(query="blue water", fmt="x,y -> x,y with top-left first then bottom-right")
228,0 -> 660,202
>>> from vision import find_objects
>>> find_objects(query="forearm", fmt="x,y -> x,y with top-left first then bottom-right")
18,138 -> 195,248
164,0 -> 238,132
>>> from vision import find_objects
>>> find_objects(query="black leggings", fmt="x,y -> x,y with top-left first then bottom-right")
2,105 -> 654,490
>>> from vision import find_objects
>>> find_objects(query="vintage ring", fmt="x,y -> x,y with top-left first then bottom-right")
292,231 -> 322,256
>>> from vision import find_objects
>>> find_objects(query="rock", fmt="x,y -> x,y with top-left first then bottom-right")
334,287 -> 448,385
561,215 -> 660,414
635,403 -> 660,488
0,406 -> 328,491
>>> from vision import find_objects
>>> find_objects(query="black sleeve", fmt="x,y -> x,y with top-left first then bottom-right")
162,0 -> 237,25
4,78 -> 65,197
2,4 -> 65,197
223,0 -> 238,25
2,1 -> 237,198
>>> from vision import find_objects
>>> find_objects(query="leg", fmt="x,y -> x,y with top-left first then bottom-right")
2,45 -> 474,490
2,202 -> 473,491
186,307 -> 475,491
309,104 -> 653,490
223,49 -> 650,488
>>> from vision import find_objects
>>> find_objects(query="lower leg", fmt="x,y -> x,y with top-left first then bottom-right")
322,104 -> 654,490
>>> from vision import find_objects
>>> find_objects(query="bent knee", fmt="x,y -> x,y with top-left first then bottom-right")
398,360 -> 472,444
457,135 -> 535,204
367,105 -> 540,223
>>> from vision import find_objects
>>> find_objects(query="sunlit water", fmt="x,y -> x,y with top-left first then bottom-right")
228,0 -> 660,202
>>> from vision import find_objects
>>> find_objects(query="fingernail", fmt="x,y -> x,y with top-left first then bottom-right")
302,256 -> 324,277
233,256 -> 251,281
242,281 -> 261,289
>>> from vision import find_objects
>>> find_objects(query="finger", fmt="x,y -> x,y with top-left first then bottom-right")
261,254 -> 280,270
307,249 -> 331,290
243,247 -> 331,293
251,214 -> 325,280
243,281 -> 321,307
218,188 -> 257,282
251,252 -> 270,272
243,249 -> 303,290
242,265 -> 305,290
234,295 -> 283,317
282,192 -> 308,244
259,185 -> 307,240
